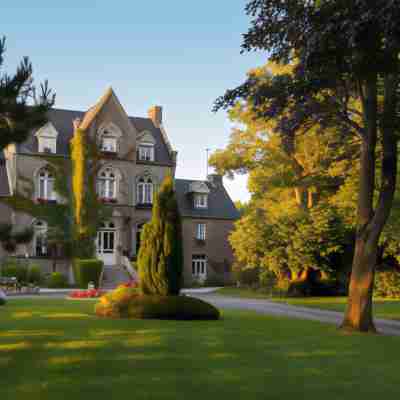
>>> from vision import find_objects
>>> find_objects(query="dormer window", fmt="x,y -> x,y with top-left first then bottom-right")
194,194 -> 208,209
138,144 -> 154,162
101,137 -> 117,153
36,123 -> 58,154
98,123 -> 122,154
39,138 -> 56,153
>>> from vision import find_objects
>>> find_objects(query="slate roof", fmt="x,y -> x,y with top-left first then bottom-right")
0,153 -> 10,197
175,178 -> 240,220
17,108 -> 175,166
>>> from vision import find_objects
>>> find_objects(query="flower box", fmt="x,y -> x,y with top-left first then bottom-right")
36,198 -> 57,204
100,198 -> 117,204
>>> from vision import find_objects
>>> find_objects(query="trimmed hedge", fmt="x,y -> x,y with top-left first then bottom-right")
73,259 -> 103,289
1,260 -> 28,283
47,272 -> 68,288
28,265 -> 42,285
95,289 -> 220,320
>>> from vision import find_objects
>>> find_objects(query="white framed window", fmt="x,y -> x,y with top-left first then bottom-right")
196,223 -> 206,240
101,137 -> 117,153
194,194 -> 208,209
97,167 -> 117,200
38,137 -> 57,154
37,167 -> 56,201
33,220 -> 48,257
138,144 -> 154,162
137,177 -> 153,204
192,254 -> 207,279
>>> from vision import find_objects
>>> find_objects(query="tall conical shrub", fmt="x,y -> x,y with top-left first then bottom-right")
138,174 -> 183,295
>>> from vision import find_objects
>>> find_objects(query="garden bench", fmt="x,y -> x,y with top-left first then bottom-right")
0,276 -> 19,293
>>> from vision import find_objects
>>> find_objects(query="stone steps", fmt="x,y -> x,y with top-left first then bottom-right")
101,265 -> 131,289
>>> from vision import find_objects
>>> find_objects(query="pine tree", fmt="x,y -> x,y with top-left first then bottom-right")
0,36 -> 54,150
138,174 -> 183,296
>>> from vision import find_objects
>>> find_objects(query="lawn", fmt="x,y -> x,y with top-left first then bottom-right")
216,287 -> 400,321
0,298 -> 400,399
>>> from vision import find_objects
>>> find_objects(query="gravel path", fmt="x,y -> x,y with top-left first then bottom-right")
193,294 -> 400,336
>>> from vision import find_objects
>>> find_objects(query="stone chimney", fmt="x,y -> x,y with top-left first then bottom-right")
148,106 -> 162,127
207,174 -> 223,187
72,118 -> 81,131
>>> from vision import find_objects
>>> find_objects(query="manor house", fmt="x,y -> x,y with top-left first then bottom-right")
0,88 -> 239,286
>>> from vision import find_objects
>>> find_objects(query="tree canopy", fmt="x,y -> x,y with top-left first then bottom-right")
214,1 -> 400,332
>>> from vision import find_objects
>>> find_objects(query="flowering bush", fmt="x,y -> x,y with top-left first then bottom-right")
119,280 -> 139,289
69,288 -> 105,299
95,285 -> 140,317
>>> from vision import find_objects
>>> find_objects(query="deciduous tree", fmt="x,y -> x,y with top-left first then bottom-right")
214,1 -> 400,332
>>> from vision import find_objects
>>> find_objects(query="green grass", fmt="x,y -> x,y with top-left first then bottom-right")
1,298 -> 400,399
216,287 -> 400,321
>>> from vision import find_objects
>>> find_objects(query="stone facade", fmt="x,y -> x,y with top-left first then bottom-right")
0,88 -> 239,286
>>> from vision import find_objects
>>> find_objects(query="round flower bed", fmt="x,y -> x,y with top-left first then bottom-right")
95,287 -> 220,320
69,288 -> 105,299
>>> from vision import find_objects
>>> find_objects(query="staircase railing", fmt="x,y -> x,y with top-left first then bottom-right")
121,256 -> 138,281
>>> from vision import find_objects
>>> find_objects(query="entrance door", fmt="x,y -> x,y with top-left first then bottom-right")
97,222 -> 117,265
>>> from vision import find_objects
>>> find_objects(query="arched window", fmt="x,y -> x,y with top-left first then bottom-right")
137,176 -> 153,205
33,220 -> 48,257
97,167 -> 117,200
37,167 -> 56,201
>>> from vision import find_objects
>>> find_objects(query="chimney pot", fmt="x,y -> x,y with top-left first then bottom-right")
148,106 -> 162,127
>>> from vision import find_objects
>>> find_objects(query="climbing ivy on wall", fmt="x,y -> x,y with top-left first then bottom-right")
70,128 -> 110,258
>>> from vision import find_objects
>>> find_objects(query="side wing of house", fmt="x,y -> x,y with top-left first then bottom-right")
175,174 -> 240,286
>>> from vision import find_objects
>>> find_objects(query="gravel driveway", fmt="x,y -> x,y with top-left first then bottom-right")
193,294 -> 400,336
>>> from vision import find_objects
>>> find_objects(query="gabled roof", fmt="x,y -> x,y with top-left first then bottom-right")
175,178 -> 240,220
0,153 -> 11,197
16,105 -> 175,166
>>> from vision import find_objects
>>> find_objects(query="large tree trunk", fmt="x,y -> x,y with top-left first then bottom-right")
341,72 -> 398,333
341,235 -> 377,332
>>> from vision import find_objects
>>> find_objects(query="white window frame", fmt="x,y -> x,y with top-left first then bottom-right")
100,136 -> 118,153
37,168 -> 56,201
138,144 -> 155,162
137,177 -> 153,205
97,168 -> 117,200
38,137 -> 57,154
194,194 -> 208,209
192,255 -> 207,279
196,223 -> 206,240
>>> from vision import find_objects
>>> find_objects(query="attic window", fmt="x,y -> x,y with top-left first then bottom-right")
194,193 -> 208,209
38,137 -> 56,154
101,137 -> 117,153
138,144 -> 154,162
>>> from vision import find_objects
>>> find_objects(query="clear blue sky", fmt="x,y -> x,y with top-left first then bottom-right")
2,1 -> 266,202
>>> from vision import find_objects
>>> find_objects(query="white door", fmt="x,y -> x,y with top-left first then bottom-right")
192,255 -> 207,282
97,222 -> 117,265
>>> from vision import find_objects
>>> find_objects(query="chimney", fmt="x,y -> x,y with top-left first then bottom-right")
72,118 -> 81,131
207,174 -> 223,187
148,106 -> 162,127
